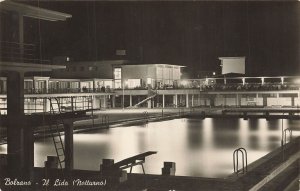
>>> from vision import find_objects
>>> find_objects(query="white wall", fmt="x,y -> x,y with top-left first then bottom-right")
225,98 -> 236,106
220,57 -> 245,74
122,65 -> 182,87
267,98 -> 292,106
241,98 -> 263,106
294,98 -> 300,106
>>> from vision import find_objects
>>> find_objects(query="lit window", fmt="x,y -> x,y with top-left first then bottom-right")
114,68 -> 122,79
115,80 -> 121,89
88,66 -> 93,71
128,79 -> 141,88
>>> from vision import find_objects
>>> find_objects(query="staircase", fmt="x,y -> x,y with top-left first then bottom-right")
130,91 -> 157,108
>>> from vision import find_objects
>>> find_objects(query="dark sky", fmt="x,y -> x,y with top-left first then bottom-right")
20,1 -> 300,76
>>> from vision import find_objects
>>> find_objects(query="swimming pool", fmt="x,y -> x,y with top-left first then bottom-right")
1,118 -> 299,178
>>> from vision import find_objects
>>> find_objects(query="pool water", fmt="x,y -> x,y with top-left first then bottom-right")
1,118 -> 299,178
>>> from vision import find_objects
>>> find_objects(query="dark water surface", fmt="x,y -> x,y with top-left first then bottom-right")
1,118 -> 299,178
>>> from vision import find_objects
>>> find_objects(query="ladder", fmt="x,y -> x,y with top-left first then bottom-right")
233,147 -> 248,174
48,98 -> 66,169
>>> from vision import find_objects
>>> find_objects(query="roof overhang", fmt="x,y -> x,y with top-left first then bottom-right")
0,62 -> 66,73
218,57 -> 246,60
121,64 -> 186,68
0,1 -> 72,21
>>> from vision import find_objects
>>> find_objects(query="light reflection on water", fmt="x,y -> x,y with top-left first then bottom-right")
1,118 -> 299,178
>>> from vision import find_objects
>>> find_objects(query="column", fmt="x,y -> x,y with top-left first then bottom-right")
64,121 -> 74,171
129,95 -> 132,107
191,95 -> 194,107
103,95 -> 107,108
32,78 -> 36,94
43,98 -> 48,112
92,95 -> 97,109
7,71 -> 32,175
186,94 -> 189,108
45,79 -> 49,93
92,80 -> 96,92
236,94 -> 241,107
174,95 -> 178,108
112,95 -> 116,108
147,99 -> 151,108
162,94 -> 165,108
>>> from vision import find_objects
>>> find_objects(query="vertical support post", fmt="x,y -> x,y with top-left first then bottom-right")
191,94 -> 194,107
174,94 -> 178,108
91,95 -> 97,109
103,95 -> 107,108
129,95 -> 132,107
186,94 -> 189,108
64,121 -> 74,171
162,94 -> 165,108
43,98 -> 47,112
45,79 -> 49,93
112,95 -> 116,108
123,82 -> 125,109
23,125 -> 34,175
33,78 -> 36,94
92,79 -> 96,92
7,71 -> 34,175
236,94 -> 241,107
281,116 -> 284,147
147,83 -> 151,108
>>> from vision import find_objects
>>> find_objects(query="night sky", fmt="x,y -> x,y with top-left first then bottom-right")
19,1 -> 300,76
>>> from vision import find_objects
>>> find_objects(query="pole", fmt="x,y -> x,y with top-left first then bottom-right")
122,81 -> 125,110
281,114 -> 284,147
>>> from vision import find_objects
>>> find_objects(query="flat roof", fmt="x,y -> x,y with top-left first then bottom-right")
0,62 -> 66,73
121,64 -> 186,68
0,1 -> 71,21
218,57 -> 246,60
64,60 -> 130,66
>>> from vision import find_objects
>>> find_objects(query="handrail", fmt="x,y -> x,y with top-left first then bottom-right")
233,147 -> 248,174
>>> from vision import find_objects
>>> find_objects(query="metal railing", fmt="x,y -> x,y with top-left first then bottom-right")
233,147 -> 248,174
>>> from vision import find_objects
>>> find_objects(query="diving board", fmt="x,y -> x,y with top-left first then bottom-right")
101,151 -> 157,175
